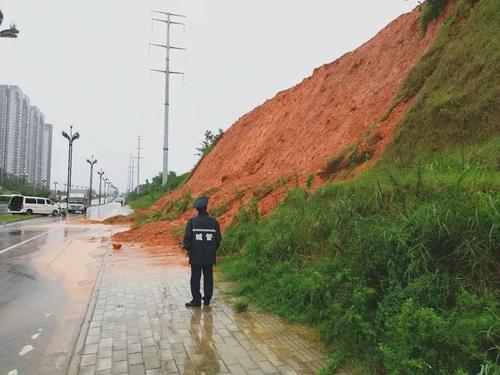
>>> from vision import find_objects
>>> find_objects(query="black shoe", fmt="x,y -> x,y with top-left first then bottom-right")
185,301 -> 201,307
203,300 -> 211,306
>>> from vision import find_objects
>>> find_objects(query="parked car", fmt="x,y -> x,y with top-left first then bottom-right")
0,194 -> 13,214
8,195 -> 60,216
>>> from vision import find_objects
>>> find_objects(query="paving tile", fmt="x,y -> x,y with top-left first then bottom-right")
99,337 -> 113,347
128,343 -> 142,354
84,344 -> 99,355
129,364 -> 146,375
79,365 -> 95,375
113,349 -> 127,362
86,335 -> 100,345
129,352 -> 143,365
96,357 -> 112,371
98,346 -> 113,359
111,360 -> 128,374
81,353 -> 98,367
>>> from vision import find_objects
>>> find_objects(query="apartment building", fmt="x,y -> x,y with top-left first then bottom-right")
41,124 -> 53,189
0,84 -> 53,187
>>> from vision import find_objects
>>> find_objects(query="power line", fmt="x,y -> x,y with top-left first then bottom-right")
150,10 -> 186,186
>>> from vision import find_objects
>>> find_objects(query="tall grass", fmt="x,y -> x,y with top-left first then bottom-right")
221,148 -> 499,373
385,0 -> 500,167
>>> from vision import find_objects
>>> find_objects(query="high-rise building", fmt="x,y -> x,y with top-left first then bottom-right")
0,84 -> 53,187
41,124 -> 53,189
0,85 -> 8,176
27,106 -> 45,185
1,85 -> 26,176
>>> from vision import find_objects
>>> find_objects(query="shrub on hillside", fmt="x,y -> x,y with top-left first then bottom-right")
220,151 -> 500,373
421,0 -> 449,32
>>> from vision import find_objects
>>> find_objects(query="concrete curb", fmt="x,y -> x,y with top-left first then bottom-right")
66,253 -> 107,375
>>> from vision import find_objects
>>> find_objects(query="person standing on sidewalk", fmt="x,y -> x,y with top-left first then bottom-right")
183,196 -> 222,307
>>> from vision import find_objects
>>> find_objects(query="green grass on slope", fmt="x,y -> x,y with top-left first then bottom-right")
221,147 -> 499,374
385,0 -> 500,167
129,171 -> 189,210
219,0 -> 500,373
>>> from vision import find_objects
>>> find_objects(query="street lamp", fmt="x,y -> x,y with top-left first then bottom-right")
98,170 -> 104,205
53,181 -> 58,196
104,177 -> 109,203
41,178 -> 47,190
86,155 -> 97,207
62,125 -> 80,211
0,10 -> 20,38
21,172 -> 28,186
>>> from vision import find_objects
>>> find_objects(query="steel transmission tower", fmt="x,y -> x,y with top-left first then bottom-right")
150,10 -> 186,186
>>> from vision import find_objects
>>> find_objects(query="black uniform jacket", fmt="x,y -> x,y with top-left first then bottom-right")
183,213 -> 222,265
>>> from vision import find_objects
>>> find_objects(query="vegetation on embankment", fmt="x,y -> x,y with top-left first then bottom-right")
219,0 -> 500,373
127,171 -> 189,210
0,214 -> 43,225
385,0 -> 500,165
221,143 -> 499,374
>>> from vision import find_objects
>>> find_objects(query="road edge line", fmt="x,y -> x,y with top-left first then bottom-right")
0,227 -> 59,255
66,251 -> 107,375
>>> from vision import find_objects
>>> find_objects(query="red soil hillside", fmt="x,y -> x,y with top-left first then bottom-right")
116,5 -> 447,245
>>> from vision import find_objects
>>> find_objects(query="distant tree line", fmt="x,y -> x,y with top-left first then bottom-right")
0,169 -> 50,197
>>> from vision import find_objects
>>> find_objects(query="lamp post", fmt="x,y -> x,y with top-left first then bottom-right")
104,177 -> 109,203
98,170 -> 104,205
62,125 -> 80,211
0,10 -> 20,38
21,172 -> 28,186
41,178 -> 47,190
53,181 -> 58,197
86,156 -> 97,207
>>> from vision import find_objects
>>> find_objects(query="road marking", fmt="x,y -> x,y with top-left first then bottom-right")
19,345 -> 34,356
31,333 -> 40,340
45,313 -> 51,317
0,228 -> 59,255
8,370 -> 18,375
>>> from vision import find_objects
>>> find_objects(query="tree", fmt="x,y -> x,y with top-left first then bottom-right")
196,129 -> 224,157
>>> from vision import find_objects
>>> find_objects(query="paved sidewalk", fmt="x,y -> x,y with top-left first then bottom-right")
73,246 -> 327,375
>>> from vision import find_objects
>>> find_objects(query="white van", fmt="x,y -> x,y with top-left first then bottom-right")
8,195 -> 60,216
0,194 -> 13,214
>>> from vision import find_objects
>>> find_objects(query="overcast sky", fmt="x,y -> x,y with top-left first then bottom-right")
0,0 -> 419,192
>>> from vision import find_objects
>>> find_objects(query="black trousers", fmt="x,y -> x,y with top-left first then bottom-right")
190,264 -> 213,303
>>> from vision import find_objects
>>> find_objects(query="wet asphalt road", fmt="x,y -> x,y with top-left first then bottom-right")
0,203 -> 130,375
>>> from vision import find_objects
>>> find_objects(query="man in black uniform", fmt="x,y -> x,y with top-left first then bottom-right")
183,197 -> 222,307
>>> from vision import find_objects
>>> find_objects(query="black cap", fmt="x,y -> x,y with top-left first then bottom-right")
193,196 -> 208,209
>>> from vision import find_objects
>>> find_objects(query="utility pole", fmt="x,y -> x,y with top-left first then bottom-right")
129,155 -> 135,193
150,10 -> 186,186
135,135 -> 143,194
